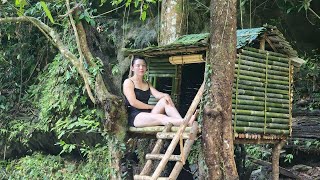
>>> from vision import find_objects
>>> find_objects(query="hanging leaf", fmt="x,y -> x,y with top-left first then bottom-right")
15,0 -> 27,16
140,10 -> 146,21
40,1 -> 55,23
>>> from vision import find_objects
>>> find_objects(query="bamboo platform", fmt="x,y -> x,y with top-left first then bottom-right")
128,126 -> 201,135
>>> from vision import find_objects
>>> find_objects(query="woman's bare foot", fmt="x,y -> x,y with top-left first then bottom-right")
188,110 -> 199,126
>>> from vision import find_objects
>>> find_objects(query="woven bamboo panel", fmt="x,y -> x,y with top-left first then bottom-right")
232,47 -> 292,138
147,58 -> 180,105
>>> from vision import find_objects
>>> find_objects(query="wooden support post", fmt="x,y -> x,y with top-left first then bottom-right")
272,139 -> 286,180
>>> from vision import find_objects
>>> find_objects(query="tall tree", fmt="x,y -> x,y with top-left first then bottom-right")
203,0 -> 239,179
160,0 -> 186,45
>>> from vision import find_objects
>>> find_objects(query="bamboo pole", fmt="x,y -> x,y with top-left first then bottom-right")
233,89 -> 289,99
148,70 -> 176,74
156,132 -> 189,139
234,79 -> 289,90
149,65 -> 174,69
233,121 -> 289,130
232,99 -> 289,108
169,122 -> 199,179
151,82 -> 204,179
236,59 -> 288,72
232,109 -> 289,118
232,94 -> 289,104
241,49 -> 289,63
234,127 -> 289,135
235,64 -> 288,76
145,154 -> 181,161
237,54 -> 288,67
149,74 -> 175,78
232,103 -> 289,113
244,47 -> 288,58
128,126 -> 195,134
139,123 -> 173,176
234,74 -> 289,85
232,115 -> 289,124
235,67 -> 288,81
234,84 -> 289,95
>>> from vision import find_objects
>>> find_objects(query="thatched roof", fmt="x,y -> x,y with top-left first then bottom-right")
124,26 -> 305,66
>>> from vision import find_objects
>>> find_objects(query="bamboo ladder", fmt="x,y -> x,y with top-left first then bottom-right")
134,82 -> 204,180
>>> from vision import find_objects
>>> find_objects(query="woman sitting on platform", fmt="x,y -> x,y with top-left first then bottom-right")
123,56 -> 197,127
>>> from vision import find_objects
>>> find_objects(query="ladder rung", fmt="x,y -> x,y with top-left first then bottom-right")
134,175 -> 170,180
146,154 -> 181,161
156,132 -> 189,139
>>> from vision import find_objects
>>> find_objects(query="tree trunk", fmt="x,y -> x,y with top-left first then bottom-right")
203,0 -> 238,179
272,140 -> 286,180
160,0 -> 187,45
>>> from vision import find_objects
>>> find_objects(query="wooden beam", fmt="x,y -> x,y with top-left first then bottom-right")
265,36 -> 278,52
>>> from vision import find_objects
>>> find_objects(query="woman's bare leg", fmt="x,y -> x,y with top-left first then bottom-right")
151,98 -> 182,118
134,112 -> 184,127
134,110 -> 199,127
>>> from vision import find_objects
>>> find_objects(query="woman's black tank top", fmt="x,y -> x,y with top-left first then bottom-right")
125,79 -> 151,126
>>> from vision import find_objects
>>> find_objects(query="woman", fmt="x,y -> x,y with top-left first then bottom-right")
123,56 -> 197,127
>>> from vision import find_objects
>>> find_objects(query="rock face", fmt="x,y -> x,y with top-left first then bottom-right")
291,116 -> 320,139
249,167 -> 271,180
290,165 -> 320,180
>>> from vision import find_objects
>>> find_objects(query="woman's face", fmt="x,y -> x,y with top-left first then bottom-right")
132,59 -> 147,76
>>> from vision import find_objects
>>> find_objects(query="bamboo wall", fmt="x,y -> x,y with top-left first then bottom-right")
146,47 -> 293,139
232,47 -> 293,139
147,58 -> 181,105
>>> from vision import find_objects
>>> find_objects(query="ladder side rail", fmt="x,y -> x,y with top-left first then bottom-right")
140,123 -> 173,176
169,122 -> 199,179
151,82 -> 205,179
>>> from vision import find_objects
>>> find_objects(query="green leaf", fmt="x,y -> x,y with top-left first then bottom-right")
141,11 -> 146,21
14,0 -> 28,16
40,1 -> 55,23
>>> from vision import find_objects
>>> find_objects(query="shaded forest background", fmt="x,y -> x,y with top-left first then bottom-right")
0,0 -> 319,179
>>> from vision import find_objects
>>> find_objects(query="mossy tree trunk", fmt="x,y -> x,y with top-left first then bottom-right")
160,0 -> 187,45
202,0 -> 239,179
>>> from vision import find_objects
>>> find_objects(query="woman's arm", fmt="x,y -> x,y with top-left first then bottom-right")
123,79 -> 154,109
150,85 -> 174,106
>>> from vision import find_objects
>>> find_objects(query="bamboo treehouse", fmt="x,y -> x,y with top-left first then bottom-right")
124,26 -> 304,179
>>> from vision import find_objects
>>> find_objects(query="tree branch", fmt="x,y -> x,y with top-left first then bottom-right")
76,21 -> 118,102
58,3 -> 81,18
308,7 -> 320,20
0,16 -> 96,103
65,0 -> 84,63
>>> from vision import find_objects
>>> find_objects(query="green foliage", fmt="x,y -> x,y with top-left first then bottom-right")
15,0 -> 27,16
1,145 -> 123,180
40,1 -> 55,23
78,8 -> 97,26
110,0 -> 157,21
284,153 -> 294,163
245,145 -> 272,169
294,49 -> 320,109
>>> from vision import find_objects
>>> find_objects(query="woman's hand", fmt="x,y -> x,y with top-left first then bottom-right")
163,94 -> 174,106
